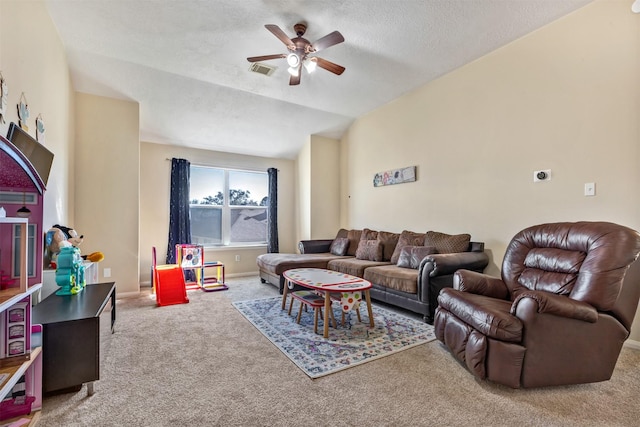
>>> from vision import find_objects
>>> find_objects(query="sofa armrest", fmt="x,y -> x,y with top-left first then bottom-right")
298,239 -> 334,254
453,270 -> 509,300
512,290 -> 598,323
419,251 -> 490,278
417,251 -> 490,324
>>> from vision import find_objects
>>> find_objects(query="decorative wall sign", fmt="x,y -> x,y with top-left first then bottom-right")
373,166 -> 417,187
0,72 -> 7,124
17,92 -> 30,131
36,114 -> 45,143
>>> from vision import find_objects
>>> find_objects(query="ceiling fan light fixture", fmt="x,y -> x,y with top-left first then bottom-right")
286,53 -> 300,67
249,23 -> 345,85
303,58 -> 317,73
633,0 -> 640,13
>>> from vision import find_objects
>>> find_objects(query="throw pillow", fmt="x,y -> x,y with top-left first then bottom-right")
346,229 -> 362,256
424,231 -> 471,254
396,246 -> 415,268
397,246 -> 438,269
390,230 -> 426,264
355,239 -> 384,262
377,231 -> 400,261
329,237 -> 349,256
335,228 -> 349,239
361,228 -> 378,241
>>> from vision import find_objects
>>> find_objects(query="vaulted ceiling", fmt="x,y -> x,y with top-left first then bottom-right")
45,0 -> 594,159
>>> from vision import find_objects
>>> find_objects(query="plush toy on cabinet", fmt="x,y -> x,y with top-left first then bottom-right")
44,224 -> 104,269
44,224 -> 83,268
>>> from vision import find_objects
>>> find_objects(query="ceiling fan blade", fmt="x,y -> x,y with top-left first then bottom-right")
311,31 -> 345,53
247,54 -> 286,62
314,57 -> 345,75
265,24 -> 295,50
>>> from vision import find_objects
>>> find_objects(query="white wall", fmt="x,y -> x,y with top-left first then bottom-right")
342,0 -> 640,338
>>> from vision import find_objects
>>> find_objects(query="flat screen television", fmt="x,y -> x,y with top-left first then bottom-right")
6,122 -> 54,186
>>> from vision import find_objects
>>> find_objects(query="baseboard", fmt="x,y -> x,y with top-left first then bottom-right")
624,338 -> 640,350
224,271 -> 259,278
117,290 -> 142,299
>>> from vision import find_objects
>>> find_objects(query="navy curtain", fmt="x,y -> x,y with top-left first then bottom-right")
166,158 -> 192,264
267,167 -> 279,253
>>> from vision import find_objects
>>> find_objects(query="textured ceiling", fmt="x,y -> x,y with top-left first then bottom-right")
44,0 -> 594,159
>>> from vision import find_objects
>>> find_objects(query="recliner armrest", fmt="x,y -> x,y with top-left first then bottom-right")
454,270 -> 509,300
298,239 -> 334,254
511,290 -> 598,323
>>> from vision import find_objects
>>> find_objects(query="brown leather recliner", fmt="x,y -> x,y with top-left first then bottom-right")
434,221 -> 640,388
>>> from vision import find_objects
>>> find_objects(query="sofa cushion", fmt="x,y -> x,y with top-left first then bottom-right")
346,229 -> 363,256
364,264 -> 419,294
390,230 -> 427,264
397,245 -> 438,269
355,240 -> 384,261
361,228 -> 378,241
330,237 -> 350,256
257,253 -> 350,275
377,231 -> 401,261
424,231 -> 471,254
327,258 -> 391,278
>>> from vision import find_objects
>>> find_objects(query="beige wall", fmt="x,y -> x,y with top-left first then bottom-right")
310,136 -> 341,239
75,93 -> 140,295
342,0 -> 640,338
296,138 -> 312,241
0,0 -> 74,228
296,136 -> 341,241
139,141 -> 296,285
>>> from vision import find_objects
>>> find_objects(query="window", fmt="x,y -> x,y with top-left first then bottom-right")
190,166 -> 268,246
13,224 -> 36,278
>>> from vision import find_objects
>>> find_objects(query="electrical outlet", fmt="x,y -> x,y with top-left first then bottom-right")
235,255 -> 241,262
104,268 -> 111,278
533,169 -> 552,182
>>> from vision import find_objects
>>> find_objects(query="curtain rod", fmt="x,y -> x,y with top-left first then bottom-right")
165,158 -> 278,172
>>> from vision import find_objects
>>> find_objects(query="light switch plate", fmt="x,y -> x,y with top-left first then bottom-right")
584,182 -> 596,196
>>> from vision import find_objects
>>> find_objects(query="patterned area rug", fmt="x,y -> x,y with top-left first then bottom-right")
232,296 -> 435,378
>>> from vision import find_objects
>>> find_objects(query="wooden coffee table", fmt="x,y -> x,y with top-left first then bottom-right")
282,268 -> 375,338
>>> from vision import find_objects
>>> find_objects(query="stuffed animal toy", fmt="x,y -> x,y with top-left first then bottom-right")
52,224 -> 84,247
45,225 -> 85,268
82,251 -> 105,263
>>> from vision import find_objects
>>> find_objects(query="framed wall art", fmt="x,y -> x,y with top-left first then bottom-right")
373,166 -> 416,187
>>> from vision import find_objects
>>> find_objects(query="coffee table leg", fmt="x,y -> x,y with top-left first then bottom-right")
281,279 -> 289,310
364,290 -> 374,327
324,292 -> 331,338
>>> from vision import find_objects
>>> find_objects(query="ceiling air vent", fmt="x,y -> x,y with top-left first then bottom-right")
249,62 -> 276,76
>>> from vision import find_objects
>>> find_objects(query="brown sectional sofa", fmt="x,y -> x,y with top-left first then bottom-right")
256,228 -> 489,324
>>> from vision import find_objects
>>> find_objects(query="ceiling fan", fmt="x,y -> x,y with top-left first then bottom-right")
247,23 -> 345,86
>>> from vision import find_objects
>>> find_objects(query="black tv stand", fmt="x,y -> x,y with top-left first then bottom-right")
32,282 -> 116,395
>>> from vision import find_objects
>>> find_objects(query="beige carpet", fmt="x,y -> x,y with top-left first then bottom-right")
37,276 -> 640,426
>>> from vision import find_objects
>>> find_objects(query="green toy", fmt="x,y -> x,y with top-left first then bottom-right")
55,246 -> 86,295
